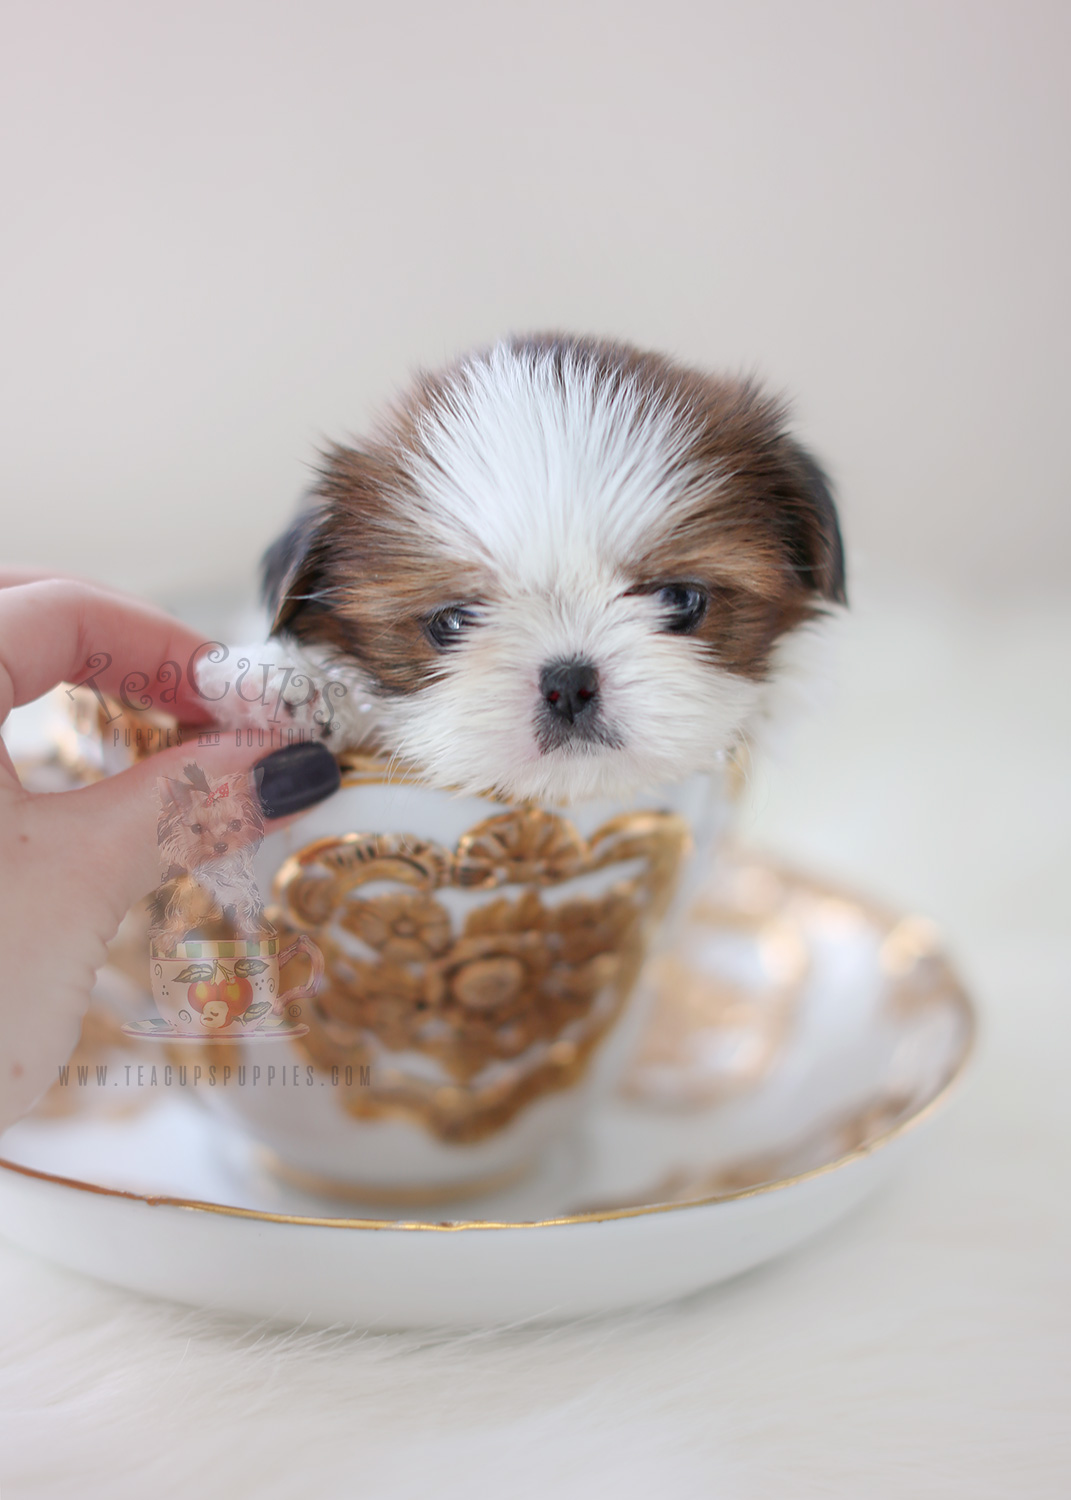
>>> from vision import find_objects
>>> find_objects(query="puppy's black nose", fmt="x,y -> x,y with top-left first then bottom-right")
540,660 -> 599,723
213,841 -> 228,855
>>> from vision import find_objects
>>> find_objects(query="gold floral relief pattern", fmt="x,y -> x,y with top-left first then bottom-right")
269,807 -> 690,1141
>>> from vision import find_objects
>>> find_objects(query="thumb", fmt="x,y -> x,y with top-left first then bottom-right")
28,739 -> 341,931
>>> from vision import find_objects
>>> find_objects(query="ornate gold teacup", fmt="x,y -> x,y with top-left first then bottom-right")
196,759 -> 727,1200
61,691 -> 732,1202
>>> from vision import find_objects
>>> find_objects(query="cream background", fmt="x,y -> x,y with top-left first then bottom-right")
1,0 -> 1068,601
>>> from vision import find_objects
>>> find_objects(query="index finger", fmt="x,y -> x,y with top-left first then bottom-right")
0,579 -> 224,726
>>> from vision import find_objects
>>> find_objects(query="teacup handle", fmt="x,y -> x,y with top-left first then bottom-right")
274,934 -> 325,1016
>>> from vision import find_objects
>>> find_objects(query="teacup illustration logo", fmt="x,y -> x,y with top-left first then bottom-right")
125,762 -> 324,1042
126,933 -> 323,1042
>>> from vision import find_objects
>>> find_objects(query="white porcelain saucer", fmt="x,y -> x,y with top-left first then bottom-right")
0,850 -> 974,1329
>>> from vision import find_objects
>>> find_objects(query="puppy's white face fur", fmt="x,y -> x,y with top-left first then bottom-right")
255,336 -> 845,804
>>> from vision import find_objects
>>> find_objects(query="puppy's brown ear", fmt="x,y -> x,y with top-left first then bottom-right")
261,505 -> 333,638
771,441 -> 847,607
157,776 -> 196,815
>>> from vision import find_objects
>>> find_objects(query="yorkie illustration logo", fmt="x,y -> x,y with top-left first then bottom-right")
123,762 -> 323,1043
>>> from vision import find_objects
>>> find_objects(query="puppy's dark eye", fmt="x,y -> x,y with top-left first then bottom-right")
190,823 -> 203,835
655,584 -> 708,634
425,604 -> 479,650
229,819 -> 243,832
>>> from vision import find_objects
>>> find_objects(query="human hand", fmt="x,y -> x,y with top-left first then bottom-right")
0,577 -> 340,1130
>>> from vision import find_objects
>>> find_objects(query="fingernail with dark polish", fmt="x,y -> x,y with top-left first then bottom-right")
254,742 -> 341,820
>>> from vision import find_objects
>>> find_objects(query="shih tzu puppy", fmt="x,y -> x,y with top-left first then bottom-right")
200,335 -> 845,804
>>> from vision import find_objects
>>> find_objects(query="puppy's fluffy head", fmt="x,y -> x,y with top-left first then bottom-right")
263,335 -> 845,803
157,767 -> 264,872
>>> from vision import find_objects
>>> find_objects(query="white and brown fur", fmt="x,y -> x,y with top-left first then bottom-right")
200,335 -> 846,804
149,766 -> 265,951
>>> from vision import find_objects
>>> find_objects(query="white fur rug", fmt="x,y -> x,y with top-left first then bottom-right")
1,590 -> 1068,1499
